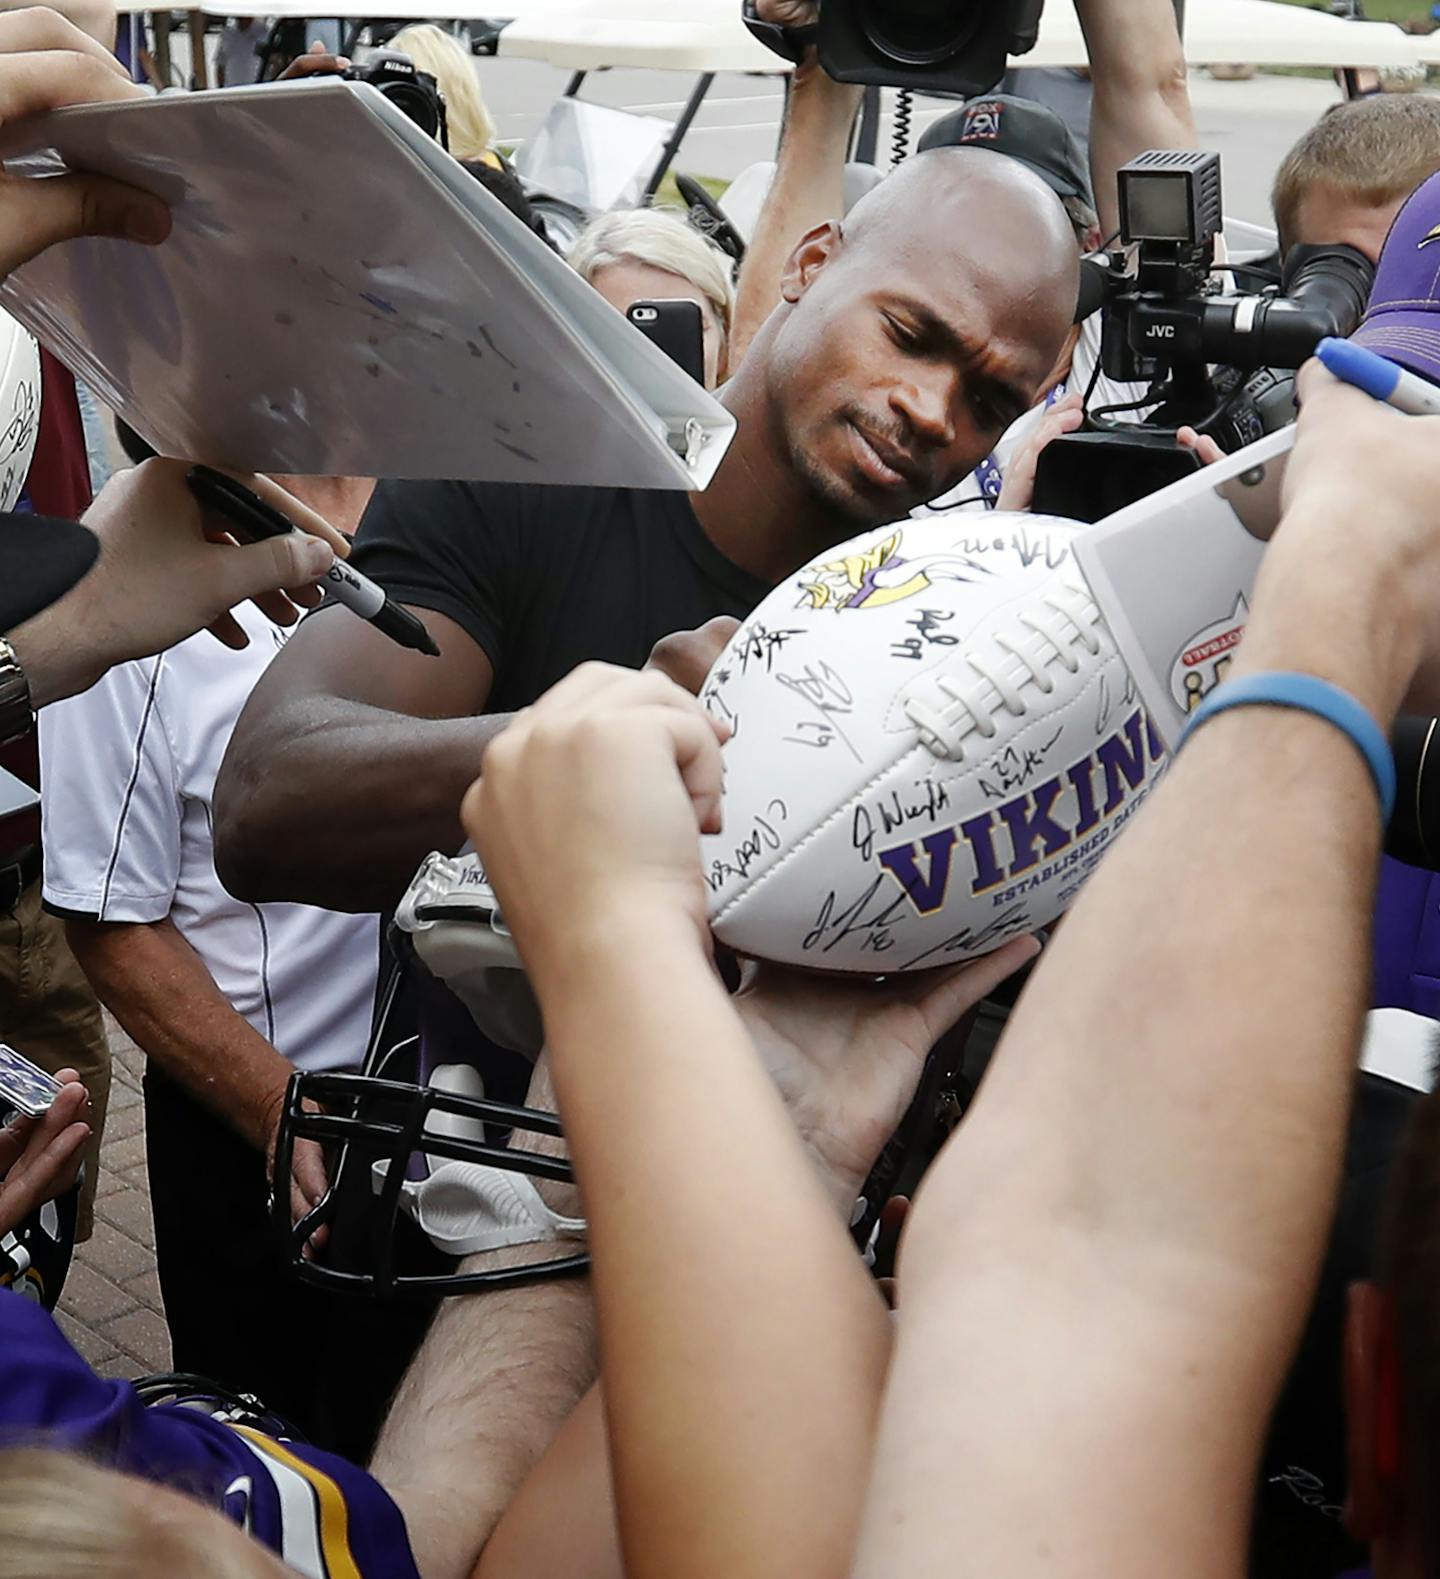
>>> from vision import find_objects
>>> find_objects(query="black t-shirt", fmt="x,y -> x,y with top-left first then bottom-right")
350,478 -> 770,1106
351,477 -> 769,712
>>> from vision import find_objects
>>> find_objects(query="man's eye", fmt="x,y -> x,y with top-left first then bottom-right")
885,314 -> 921,349
971,393 -> 1001,426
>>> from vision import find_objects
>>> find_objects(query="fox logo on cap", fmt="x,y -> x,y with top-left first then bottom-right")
961,101 -> 1003,142
1419,221 -> 1440,250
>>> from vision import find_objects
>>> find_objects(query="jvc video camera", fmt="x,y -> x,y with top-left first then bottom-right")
1033,149 -> 1373,522
743,0 -> 1044,96
342,50 -> 448,148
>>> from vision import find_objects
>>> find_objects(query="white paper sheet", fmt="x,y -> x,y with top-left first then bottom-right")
1072,426 -> 1293,750
0,79 -> 734,490
0,768 -> 38,821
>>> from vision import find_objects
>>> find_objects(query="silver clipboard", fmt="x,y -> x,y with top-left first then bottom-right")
0,79 -> 735,489
1072,425 -> 1293,750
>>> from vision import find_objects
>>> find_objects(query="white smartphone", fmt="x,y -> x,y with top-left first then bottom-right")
0,1042 -> 62,1117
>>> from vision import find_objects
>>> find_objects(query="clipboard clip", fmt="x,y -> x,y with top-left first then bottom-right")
668,417 -> 707,471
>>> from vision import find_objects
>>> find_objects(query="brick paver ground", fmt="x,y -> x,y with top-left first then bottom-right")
54,1017 -> 172,1378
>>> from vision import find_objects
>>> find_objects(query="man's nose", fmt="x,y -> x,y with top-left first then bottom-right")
890,372 -> 957,450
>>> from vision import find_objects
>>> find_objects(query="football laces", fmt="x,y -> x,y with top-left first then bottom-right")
902,581 -> 1104,762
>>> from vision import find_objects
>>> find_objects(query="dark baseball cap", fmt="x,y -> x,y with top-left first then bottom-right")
0,514 -> 98,633
917,94 -> 1094,208
1350,170 -> 1440,385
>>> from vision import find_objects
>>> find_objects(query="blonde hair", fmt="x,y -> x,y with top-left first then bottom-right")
389,23 -> 497,161
1272,95 -> 1440,249
0,1448 -> 273,1579
568,208 -> 736,337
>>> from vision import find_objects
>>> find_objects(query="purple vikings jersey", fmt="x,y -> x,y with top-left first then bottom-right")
0,1292 -> 420,1578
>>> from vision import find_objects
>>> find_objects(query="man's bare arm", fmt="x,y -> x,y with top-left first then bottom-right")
465,667 -> 971,1579
373,1250 -> 595,1579
729,9 -> 862,369
853,369 -> 1435,1579
1078,0 -> 1194,240
212,606 -> 506,913
64,917 -> 306,1158
2,0 -> 116,50
370,1060 -> 597,1579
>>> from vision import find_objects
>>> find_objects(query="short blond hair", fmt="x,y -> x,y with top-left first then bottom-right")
568,208 -> 736,337
1273,95 -> 1440,249
390,23 -> 497,161
0,1448 -> 272,1579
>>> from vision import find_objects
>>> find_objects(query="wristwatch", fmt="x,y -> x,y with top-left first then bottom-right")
0,636 -> 34,745
741,0 -> 820,64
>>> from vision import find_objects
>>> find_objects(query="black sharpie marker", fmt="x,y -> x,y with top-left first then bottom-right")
186,465 -> 439,658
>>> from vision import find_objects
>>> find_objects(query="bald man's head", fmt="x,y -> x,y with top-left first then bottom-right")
758,146 -> 1080,529
848,145 -> 1078,270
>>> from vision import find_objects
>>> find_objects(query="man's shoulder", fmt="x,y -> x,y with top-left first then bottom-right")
378,476 -> 687,526
141,608 -> 280,720
39,648 -> 163,731
359,476 -> 697,571
351,477 -> 721,662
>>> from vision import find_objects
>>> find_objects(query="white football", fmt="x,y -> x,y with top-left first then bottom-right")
698,511 -> 1166,973
0,307 -> 40,513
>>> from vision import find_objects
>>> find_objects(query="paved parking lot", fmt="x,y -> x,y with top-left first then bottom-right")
54,1019 -> 171,1379
477,59 -> 1371,228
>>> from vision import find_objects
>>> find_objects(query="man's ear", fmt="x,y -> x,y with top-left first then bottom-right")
1344,1280 -> 1401,1542
780,220 -> 845,305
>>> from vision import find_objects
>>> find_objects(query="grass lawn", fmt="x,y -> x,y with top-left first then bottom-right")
1230,0 -> 1436,78
652,170 -> 732,209
1266,0 -> 1432,26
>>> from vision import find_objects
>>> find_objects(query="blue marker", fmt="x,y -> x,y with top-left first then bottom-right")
1315,336 -> 1440,417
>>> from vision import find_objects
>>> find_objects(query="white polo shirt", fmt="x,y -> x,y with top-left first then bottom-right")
38,603 -> 378,1074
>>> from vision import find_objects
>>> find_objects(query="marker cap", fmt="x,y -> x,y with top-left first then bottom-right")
1315,337 -> 1401,402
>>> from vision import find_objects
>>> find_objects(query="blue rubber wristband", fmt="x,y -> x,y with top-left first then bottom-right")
1178,672 -> 1395,824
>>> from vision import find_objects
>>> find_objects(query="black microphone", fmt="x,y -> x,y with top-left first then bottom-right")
1387,717 -> 1440,869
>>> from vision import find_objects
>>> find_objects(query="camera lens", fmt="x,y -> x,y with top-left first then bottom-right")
379,79 -> 439,140
861,0 -> 981,65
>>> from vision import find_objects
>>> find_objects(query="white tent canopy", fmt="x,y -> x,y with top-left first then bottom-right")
494,0 -> 1421,72
118,0 -> 1422,70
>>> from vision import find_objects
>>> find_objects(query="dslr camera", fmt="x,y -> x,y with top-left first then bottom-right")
342,50 -> 448,149
743,0 -> 1044,96
1032,149 -> 1374,522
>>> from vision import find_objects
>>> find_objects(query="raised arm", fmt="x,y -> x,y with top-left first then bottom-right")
729,2 -> 862,369
463,663 -> 1039,1579
852,364 -> 1440,1579
462,666 -> 884,1579
473,945 -> 1035,1579
1077,0 -> 1194,240
2,0 -> 118,49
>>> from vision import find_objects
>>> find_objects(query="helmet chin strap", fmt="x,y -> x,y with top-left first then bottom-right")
377,1156 -> 588,1258
372,1062 -> 588,1258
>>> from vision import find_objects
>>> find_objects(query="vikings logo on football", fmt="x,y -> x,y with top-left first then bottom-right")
798,529 -> 995,612
872,707 -> 1165,915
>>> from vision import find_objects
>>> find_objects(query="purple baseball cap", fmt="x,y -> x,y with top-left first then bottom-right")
1350,169 -> 1440,384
